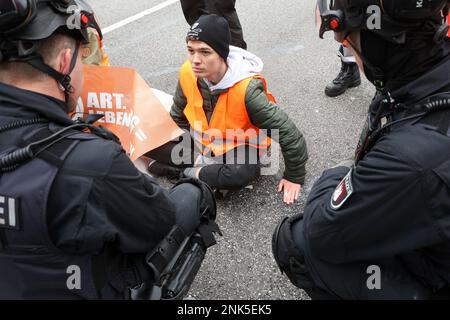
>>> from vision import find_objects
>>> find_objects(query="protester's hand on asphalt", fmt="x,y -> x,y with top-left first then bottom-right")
277,179 -> 301,205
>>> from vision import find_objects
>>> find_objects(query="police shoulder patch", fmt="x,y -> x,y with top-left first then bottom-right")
0,195 -> 20,230
330,169 -> 354,210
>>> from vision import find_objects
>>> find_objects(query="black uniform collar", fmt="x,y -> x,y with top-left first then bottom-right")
369,58 -> 450,114
391,57 -> 450,107
0,82 -> 75,126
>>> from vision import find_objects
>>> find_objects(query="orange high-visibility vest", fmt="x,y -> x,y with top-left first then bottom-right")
179,60 -> 276,156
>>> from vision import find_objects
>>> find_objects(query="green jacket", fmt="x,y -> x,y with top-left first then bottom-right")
170,77 -> 308,184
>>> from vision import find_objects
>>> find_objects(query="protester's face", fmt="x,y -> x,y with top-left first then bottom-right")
187,40 -> 224,80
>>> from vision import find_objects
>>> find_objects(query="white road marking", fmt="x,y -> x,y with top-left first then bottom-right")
103,0 -> 180,35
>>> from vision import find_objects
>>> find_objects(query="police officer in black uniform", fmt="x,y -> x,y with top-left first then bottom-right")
273,0 -> 450,299
0,0 -> 219,299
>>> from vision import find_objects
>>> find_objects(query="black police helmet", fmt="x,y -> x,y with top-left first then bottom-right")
0,0 -> 103,99
0,0 -> 102,42
317,0 -> 449,42
379,0 -> 448,21
317,0 -> 449,91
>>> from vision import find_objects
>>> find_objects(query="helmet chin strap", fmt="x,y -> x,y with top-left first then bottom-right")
342,31 -> 386,92
24,42 -> 80,109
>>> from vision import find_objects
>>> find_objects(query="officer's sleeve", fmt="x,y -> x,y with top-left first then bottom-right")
303,143 -> 443,264
48,142 -> 177,255
90,148 -> 177,254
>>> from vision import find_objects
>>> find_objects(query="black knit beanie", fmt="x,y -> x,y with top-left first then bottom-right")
186,14 -> 231,60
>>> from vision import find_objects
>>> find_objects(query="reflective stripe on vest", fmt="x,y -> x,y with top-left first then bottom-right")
179,60 -> 276,156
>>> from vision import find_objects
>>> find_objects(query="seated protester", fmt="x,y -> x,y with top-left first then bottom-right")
0,0 -> 218,300
147,14 -> 308,205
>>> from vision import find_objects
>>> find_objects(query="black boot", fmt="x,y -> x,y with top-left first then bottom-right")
148,160 -> 182,180
325,61 -> 361,97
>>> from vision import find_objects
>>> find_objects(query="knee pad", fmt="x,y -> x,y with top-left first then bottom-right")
271,216 -> 317,290
272,217 -> 304,273
272,217 -> 289,273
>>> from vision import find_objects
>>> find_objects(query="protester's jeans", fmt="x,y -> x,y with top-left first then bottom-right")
146,134 -> 260,190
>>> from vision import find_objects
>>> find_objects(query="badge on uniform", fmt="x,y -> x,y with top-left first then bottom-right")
0,195 -> 20,230
330,169 -> 354,210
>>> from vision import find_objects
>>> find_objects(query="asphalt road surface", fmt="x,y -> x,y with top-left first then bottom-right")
89,0 -> 375,300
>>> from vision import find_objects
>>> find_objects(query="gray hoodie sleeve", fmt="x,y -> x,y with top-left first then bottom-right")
245,78 -> 308,184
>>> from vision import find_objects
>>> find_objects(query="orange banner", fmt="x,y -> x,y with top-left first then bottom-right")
74,65 -> 184,161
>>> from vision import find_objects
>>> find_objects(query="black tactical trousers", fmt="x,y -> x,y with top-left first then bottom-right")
170,183 -> 203,236
273,217 -> 434,300
180,0 -> 247,49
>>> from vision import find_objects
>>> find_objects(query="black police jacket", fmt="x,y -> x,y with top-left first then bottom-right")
0,82 -> 176,299
301,58 -> 450,292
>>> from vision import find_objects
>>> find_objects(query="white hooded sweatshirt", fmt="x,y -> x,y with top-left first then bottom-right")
204,46 -> 264,92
